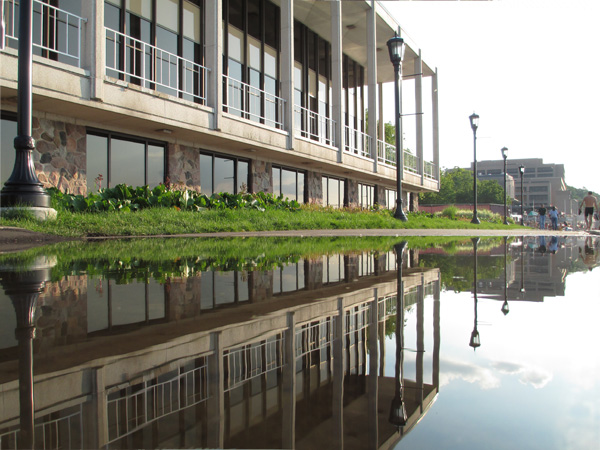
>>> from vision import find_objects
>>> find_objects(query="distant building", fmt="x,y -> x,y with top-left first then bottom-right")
471,158 -> 573,214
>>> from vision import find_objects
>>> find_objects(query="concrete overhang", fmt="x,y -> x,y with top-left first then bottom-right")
271,0 -> 436,84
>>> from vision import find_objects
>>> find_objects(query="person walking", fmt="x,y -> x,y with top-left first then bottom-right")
549,206 -> 559,230
538,204 -> 547,230
579,191 -> 598,231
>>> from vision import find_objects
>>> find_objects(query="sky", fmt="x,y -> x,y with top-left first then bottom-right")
380,0 -> 600,194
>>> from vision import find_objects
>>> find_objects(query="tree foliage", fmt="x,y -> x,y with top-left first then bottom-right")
419,167 -> 508,205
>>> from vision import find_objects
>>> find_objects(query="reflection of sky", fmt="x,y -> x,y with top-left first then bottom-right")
390,271 -> 600,449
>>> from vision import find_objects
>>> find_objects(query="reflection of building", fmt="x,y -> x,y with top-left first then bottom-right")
0,250 -> 440,449
1,0 -> 440,209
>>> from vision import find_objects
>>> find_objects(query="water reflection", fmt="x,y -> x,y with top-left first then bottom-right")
0,236 -> 598,449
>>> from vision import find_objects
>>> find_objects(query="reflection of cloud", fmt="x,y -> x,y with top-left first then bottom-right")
490,360 -> 552,389
440,359 -> 500,390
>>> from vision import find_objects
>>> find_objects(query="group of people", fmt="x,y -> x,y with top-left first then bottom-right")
536,191 -> 598,231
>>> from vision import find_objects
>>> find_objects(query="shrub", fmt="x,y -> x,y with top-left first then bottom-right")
441,206 -> 458,220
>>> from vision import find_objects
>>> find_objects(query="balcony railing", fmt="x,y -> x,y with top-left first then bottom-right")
294,104 -> 335,146
344,126 -> 372,159
404,150 -> 419,174
424,160 -> 437,180
105,27 -> 208,104
223,75 -> 285,129
377,140 -> 396,167
2,0 -> 87,67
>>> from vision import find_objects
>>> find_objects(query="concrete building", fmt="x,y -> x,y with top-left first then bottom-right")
473,158 -> 573,214
0,0 -> 440,210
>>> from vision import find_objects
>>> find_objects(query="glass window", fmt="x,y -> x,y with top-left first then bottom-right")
183,1 -> 201,43
214,271 -> 235,305
126,0 -> 152,20
273,166 -> 305,203
281,169 -> 296,201
148,280 -> 166,320
110,138 -> 145,187
247,0 -> 261,40
201,271 -> 214,309
148,144 -> 165,188
1,117 -> 17,188
86,134 -> 109,192
111,282 -> 146,326
228,26 -> 244,63
264,46 -> 277,78
329,177 -> 339,208
87,279 -> 108,333
273,167 -> 281,195
238,160 -> 249,193
200,153 -> 213,195
156,0 -> 179,33
214,157 -> 234,193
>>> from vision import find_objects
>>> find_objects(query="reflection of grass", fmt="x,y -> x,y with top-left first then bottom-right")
0,236 -> 484,281
0,206 -> 527,238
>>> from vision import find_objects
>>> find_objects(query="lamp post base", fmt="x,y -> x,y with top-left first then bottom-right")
471,214 -> 480,225
394,209 -> 408,222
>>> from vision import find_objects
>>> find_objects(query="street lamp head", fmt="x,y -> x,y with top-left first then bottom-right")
469,113 -> 479,132
387,33 -> 405,66
501,147 -> 508,159
518,164 -> 525,176
501,300 -> 510,316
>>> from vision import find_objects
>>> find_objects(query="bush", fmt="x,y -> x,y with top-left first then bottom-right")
47,185 -> 301,214
441,206 -> 458,220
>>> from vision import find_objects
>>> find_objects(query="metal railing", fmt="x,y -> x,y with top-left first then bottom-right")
294,104 -> 335,146
106,362 -> 209,444
2,0 -> 87,67
223,75 -> 285,129
377,140 -> 396,167
344,126 -> 372,159
224,334 -> 284,392
295,317 -> 334,359
404,150 -> 419,174
424,160 -> 437,180
105,27 -> 208,104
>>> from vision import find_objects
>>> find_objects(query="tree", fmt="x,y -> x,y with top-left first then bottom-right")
419,167 -> 507,205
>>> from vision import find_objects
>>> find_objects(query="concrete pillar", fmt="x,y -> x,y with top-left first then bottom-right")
433,278 -> 440,390
205,0 -> 223,131
207,332 -> 224,448
415,50 -> 424,185
281,0 -> 295,149
377,83 -> 384,142
367,1 -> 378,173
82,0 -> 104,101
93,367 -> 108,448
432,68 -> 440,183
331,1 -> 344,164
368,290 -> 379,449
333,297 -> 345,448
282,312 -> 296,448
416,274 -> 425,412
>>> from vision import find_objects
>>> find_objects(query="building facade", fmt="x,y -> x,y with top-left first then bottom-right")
473,158 -> 572,214
0,0 -> 440,209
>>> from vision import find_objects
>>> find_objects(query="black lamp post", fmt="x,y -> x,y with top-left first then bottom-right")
469,114 -> 480,224
501,147 -> 509,225
387,34 -> 408,222
518,165 -> 525,225
389,241 -> 408,429
469,238 -> 481,349
0,0 -> 52,211
501,236 -> 509,315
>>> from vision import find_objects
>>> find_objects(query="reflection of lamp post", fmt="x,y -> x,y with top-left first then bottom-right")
469,113 -> 480,225
501,147 -> 509,225
518,165 -> 525,225
502,236 -> 509,315
0,257 -> 54,450
389,241 -> 408,428
469,238 -> 481,349
0,0 -> 53,216
520,236 -> 526,296
387,34 -> 408,222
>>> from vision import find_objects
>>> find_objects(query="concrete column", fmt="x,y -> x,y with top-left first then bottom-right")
415,50 -> 424,185
367,1 -> 378,173
282,312 -> 296,448
433,278 -> 440,390
331,1 -> 344,163
333,297 -> 345,448
368,290 -> 379,449
94,367 -> 108,448
432,68 -> 440,183
205,0 -> 223,131
281,0 -> 295,149
82,0 -> 104,101
377,83 -> 384,142
207,332 -> 224,448
416,275 -> 425,412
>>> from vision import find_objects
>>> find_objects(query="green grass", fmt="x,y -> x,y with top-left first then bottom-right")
0,205 -> 525,238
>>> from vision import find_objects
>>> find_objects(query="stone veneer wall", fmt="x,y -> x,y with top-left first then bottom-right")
32,117 -> 87,195
252,160 -> 271,193
167,143 -> 201,191
375,185 -> 387,208
306,171 -> 322,204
